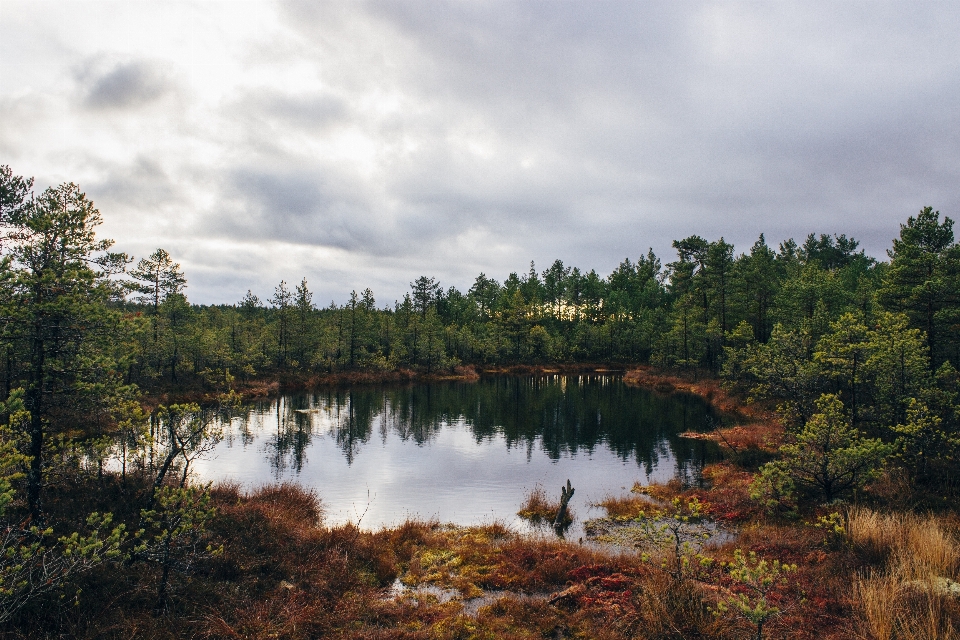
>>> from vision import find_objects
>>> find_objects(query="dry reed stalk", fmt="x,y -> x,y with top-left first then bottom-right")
855,571 -> 900,640
900,519 -> 957,579
595,493 -> 650,518
847,507 -> 907,563
848,508 -> 958,577
518,483 -> 573,525
897,593 -> 954,640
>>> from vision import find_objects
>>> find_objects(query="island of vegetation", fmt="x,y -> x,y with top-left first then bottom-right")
1,163 -> 959,638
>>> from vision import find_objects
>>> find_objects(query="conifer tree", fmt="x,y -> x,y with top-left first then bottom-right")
879,207 -> 960,367
0,175 -> 128,518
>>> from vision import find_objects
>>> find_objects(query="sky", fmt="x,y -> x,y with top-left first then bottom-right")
2,1 -> 959,306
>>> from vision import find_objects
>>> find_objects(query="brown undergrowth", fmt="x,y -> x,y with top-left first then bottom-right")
12,477 -> 955,638
12,481 -> 747,639
589,477 -> 862,639
624,365 -> 785,456
593,463 -> 761,526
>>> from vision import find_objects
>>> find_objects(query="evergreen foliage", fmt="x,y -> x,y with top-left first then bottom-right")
770,394 -> 894,502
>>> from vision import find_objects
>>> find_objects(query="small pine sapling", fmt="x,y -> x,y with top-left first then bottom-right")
0,392 -> 127,622
714,549 -> 797,640
777,394 -> 893,502
813,511 -> 849,550
634,496 -> 715,581
749,463 -> 797,517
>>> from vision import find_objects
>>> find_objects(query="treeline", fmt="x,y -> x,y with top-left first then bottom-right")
4,163 -> 960,411
94,214 -> 957,389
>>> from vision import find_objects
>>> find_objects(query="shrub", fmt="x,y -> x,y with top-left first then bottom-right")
778,394 -> 894,502
749,463 -> 797,517
633,497 -> 714,581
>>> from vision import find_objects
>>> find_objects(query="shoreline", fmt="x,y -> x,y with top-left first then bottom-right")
141,362 -> 637,406
142,363 -> 784,454
623,365 -> 784,453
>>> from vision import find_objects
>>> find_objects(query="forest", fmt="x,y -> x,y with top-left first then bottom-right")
2,163 -> 960,638
38,200 -> 955,391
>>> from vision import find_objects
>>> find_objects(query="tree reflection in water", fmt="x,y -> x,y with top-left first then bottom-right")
224,375 -> 723,481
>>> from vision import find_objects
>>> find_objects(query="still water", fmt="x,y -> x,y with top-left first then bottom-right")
192,375 -> 722,531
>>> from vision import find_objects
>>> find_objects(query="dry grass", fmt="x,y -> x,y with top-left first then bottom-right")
517,483 -> 572,525
855,570 -> 957,640
847,507 -> 958,578
594,493 -> 651,519
855,572 -> 901,640
402,523 -> 616,598
848,507 -> 960,639
621,571 -> 735,639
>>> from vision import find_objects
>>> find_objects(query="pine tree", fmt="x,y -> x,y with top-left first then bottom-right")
0,175 -> 128,519
879,207 -> 960,367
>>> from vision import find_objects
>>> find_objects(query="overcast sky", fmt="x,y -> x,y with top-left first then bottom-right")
2,1 -> 959,305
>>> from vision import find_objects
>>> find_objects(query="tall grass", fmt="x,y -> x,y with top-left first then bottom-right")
849,507 -> 959,639
847,508 -> 957,578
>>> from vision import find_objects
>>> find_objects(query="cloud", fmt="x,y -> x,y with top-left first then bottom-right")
252,93 -> 348,132
3,1 -> 960,304
90,156 -> 183,210
82,60 -> 173,110
220,167 -> 382,252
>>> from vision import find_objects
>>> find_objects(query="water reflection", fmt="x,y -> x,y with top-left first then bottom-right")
196,375 -> 722,529
248,376 -> 720,476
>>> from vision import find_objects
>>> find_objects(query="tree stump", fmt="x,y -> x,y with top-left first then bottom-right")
553,479 -> 575,533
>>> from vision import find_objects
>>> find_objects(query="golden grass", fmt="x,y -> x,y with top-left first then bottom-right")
897,593 -> 955,640
849,507 -> 960,639
847,507 -> 958,578
855,572 -> 901,640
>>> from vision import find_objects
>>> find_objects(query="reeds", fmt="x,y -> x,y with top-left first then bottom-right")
595,493 -> 650,519
855,572 -> 901,640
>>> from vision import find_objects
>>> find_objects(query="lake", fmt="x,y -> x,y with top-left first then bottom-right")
192,374 -> 722,533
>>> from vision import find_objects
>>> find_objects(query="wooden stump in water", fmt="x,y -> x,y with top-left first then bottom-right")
553,479 -> 575,532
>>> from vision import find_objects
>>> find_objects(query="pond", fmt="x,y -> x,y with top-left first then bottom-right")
192,374 -> 723,533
